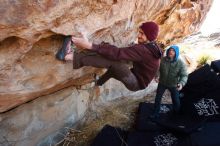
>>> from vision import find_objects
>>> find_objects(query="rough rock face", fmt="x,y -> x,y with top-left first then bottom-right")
0,0 -> 213,145
0,86 -> 91,146
0,0 -> 213,113
0,80 -> 158,146
0,35 -> 102,112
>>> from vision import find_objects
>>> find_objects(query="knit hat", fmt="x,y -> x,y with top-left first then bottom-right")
140,21 -> 159,41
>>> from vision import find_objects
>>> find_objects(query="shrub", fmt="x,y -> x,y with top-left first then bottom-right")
197,54 -> 212,67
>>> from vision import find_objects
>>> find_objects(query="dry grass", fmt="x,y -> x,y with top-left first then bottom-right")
197,54 -> 213,67
55,96 -> 156,146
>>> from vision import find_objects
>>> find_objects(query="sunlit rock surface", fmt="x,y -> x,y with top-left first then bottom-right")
0,0 -> 212,113
0,0 -> 213,145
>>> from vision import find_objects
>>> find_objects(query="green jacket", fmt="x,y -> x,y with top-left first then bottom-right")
159,57 -> 188,87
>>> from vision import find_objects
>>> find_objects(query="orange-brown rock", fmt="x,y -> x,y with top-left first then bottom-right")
0,0 -> 213,112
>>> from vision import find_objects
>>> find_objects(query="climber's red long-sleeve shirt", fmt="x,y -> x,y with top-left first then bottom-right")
92,42 -> 162,89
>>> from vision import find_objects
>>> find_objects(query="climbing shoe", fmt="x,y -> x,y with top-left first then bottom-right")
56,35 -> 72,61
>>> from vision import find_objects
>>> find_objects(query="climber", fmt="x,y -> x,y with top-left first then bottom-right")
56,21 -> 162,91
151,45 -> 188,119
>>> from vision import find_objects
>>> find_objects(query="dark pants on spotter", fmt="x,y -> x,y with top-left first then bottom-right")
153,83 -> 180,116
73,51 -> 140,91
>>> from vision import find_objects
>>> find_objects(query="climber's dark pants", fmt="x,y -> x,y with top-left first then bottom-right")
73,51 -> 140,91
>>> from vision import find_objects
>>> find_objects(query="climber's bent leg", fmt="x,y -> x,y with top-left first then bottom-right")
73,51 -> 140,91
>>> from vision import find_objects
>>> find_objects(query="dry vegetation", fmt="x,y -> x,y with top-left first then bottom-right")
55,95 -> 156,146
